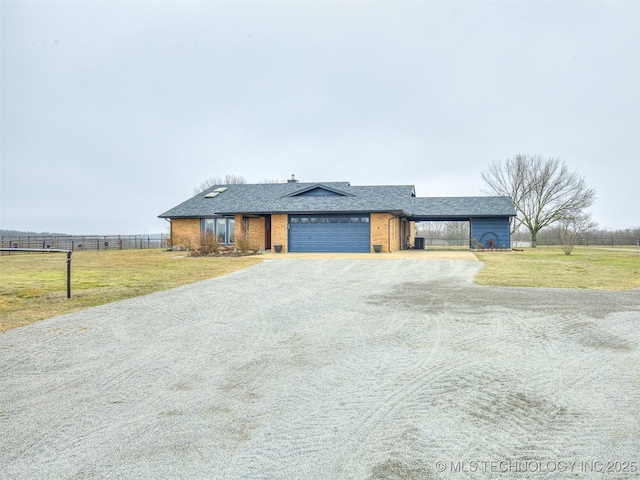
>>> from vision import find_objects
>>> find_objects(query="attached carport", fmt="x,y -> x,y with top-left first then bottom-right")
406,197 -> 516,250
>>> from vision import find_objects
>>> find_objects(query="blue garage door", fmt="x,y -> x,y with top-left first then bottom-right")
289,215 -> 371,252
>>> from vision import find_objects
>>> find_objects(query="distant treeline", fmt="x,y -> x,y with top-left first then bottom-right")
1,230 -> 162,239
515,226 -> 640,242
0,229 -> 69,237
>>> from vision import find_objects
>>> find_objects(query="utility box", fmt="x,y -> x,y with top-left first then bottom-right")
414,237 -> 425,249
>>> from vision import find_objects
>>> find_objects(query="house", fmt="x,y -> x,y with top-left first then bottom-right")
158,178 -> 516,253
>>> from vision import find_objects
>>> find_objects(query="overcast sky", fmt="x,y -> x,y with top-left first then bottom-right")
1,0 -> 638,235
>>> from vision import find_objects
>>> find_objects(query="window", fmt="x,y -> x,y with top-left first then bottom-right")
228,219 -> 235,244
216,218 -> 226,244
202,217 -> 235,245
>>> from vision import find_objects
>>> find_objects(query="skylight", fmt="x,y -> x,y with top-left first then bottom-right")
205,187 -> 227,198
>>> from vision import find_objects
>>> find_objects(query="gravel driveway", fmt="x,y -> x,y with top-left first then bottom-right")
1,258 -> 639,479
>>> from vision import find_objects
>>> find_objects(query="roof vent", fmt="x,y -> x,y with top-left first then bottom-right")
287,174 -> 299,184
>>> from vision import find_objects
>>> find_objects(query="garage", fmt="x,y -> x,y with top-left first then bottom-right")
288,214 -> 371,252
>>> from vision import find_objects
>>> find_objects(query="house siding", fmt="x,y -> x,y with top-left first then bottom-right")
470,217 -> 511,249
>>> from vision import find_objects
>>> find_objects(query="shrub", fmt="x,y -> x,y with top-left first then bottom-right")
173,234 -> 196,252
200,232 -> 219,255
235,233 -> 250,254
559,214 -> 597,255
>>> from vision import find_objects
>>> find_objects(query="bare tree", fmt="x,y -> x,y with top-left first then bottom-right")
415,221 -> 446,237
481,155 -> 530,235
444,221 -> 469,242
482,154 -> 596,247
194,174 -> 247,194
257,179 -> 287,184
559,213 -> 597,255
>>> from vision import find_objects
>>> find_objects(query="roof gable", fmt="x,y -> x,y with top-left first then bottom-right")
285,184 -> 354,198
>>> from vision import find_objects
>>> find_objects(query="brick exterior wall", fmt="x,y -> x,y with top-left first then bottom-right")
370,213 -> 401,253
390,217 -> 401,252
253,217 -> 267,250
234,214 -> 244,247
172,213 -> 412,253
271,214 -> 288,252
238,215 -> 267,251
170,218 -> 200,249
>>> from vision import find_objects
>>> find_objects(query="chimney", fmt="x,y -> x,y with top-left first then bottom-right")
287,174 -> 299,184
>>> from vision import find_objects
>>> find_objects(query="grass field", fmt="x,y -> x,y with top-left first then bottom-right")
0,249 -> 261,333
475,247 -> 640,290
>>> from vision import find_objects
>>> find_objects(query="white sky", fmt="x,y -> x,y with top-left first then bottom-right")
1,0 -> 639,234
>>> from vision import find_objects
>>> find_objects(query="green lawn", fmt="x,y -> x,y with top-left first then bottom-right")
0,249 -> 261,332
475,247 -> 640,290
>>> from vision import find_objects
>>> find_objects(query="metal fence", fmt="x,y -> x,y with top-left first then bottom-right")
1,235 -> 167,252
418,237 -> 470,247
0,248 -> 73,297
418,236 -> 640,248
529,237 -> 639,247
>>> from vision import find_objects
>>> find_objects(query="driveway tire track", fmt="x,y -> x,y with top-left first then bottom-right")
1,259 -> 638,480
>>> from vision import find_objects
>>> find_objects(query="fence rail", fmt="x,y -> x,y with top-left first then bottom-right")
0,248 -> 73,297
415,237 -> 640,248
418,237 -> 470,247
1,235 -> 167,252
521,237 -> 639,247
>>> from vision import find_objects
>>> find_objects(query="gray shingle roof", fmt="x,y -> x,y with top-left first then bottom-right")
406,196 -> 516,219
158,182 -> 515,219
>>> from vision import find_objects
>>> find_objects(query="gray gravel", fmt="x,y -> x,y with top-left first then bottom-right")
1,258 -> 639,479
